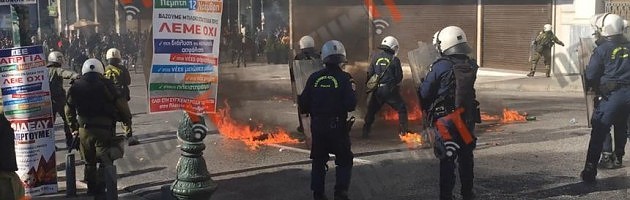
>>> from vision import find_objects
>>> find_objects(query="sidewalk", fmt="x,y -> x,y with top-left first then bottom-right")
475,68 -> 584,93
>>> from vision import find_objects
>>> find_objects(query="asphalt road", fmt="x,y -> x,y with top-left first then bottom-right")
35,63 -> 630,200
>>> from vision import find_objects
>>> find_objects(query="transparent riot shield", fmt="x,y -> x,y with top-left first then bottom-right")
407,41 -> 439,148
578,38 -> 596,128
291,59 -> 324,149
408,41 -> 439,88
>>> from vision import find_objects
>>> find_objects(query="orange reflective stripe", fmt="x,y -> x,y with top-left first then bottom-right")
450,108 -> 474,145
434,108 -> 474,145
435,119 -> 452,141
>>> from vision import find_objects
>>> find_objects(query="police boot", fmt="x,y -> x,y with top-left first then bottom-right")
580,162 -> 597,183
334,191 -> 350,200
127,133 -> 139,146
526,71 -> 535,77
613,154 -> 623,169
598,152 -> 615,169
313,192 -> 328,200
545,65 -> 551,77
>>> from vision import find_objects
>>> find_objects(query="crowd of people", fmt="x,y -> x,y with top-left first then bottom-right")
0,30 -> 148,73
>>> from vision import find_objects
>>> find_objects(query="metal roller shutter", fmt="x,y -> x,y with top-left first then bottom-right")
482,0 -> 552,70
379,1 -> 477,62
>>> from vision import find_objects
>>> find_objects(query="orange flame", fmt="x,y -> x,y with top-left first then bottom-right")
500,108 -> 526,123
382,103 -> 423,121
209,101 -> 299,150
399,132 -> 423,149
481,112 -> 500,121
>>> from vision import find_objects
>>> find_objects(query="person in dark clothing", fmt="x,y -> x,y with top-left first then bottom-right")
419,26 -> 481,200
581,13 -> 630,183
0,112 -> 26,200
363,36 -> 409,138
299,40 -> 357,200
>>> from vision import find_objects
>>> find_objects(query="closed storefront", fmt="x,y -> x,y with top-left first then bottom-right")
377,0 -> 477,62
482,0 -> 552,70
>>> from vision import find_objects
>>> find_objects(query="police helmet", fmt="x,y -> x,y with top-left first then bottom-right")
47,51 -> 64,64
81,58 -> 105,75
380,36 -> 399,55
321,40 -> 347,64
624,19 -> 629,32
433,26 -> 472,55
106,48 -> 122,60
593,13 -> 624,37
299,36 -> 315,49
543,24 -> 552,32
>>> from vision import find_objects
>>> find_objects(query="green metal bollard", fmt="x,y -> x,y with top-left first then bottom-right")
170,112 -> 217,199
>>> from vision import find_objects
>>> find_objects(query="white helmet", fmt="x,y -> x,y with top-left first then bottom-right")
299,36 -> 315,49
380,36 -> 399,55
433,26 -> 471,55
81,58 -> 105,75
321,40 -> 347,64
106,48 -> 122,59
543,24 -> 552,32
593,13 -> 624,37
47,51 -> 64,63
624,19 -> 629,32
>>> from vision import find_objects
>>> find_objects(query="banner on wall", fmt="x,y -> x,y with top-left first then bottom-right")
149,0 -> 223,114
0,45 -> 57,196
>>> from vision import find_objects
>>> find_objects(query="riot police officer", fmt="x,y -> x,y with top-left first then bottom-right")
104,48 -> 138,146
295,36 -> 321,60
47,51 -> 79,149
528,24 -> 564,77
65,59 -> 132,196
299,40 -> 357,200
294,35 -> 321,134
581,13 -> 630,183
419,26 -> 480,200
363,36 -> 409,138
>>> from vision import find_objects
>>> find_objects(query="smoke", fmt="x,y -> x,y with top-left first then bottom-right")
262,0 -> 289,34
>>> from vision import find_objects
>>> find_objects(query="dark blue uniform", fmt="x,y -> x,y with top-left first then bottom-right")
419,55 -> 478,200
363,49 -> 408,137
584,36 -> 630,172
299,64 -> 357,198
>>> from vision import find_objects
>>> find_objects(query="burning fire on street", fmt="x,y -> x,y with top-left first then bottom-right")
209,101 -> 299,150
399,132 -> 424,149
481,108 -> 527,123
382,103 -> 423,121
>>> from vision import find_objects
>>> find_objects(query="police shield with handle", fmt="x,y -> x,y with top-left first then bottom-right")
418,26 -> 481,200
104,48 -> 138,146
65,59 -> 132,199
291,36 -> 323,149
299,40 -> 357,200
363,36 -> 410,138
46,51 -> 80,149
580,13 -> 630,183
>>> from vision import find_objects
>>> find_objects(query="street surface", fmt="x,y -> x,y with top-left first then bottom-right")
34,62 -> 629,200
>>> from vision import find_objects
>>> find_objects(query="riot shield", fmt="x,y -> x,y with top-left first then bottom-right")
408,41 -> 439,88
291,59 -> 324,149
578,38 -> 596,128
293,59 -> 324,95
407,41 -> 439,147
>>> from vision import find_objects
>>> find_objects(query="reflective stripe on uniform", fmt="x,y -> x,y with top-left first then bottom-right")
435,107 -> 474,145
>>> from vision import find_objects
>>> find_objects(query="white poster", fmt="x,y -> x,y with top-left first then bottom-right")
149,0 -> 223,114
0,45 -> 57,196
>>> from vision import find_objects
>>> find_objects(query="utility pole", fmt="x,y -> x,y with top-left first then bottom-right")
56,0 -> 62,35
37,0 -> 42,40
237,0 -> 241,31
115,0 -> 120,34
94,0 -> 98,33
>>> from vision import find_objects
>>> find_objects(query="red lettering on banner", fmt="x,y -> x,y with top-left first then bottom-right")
159,22 -> 217,36
4,77 -> 24,84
